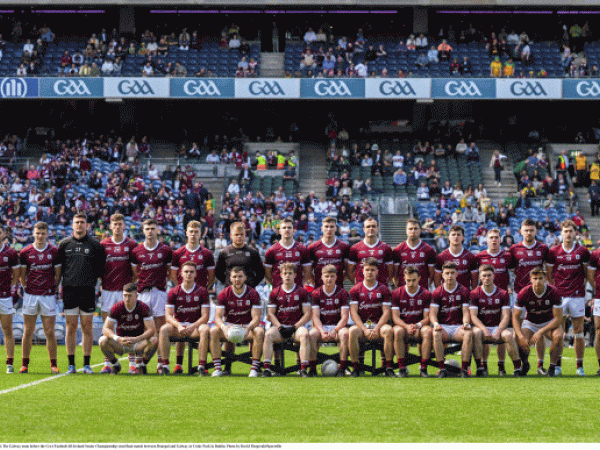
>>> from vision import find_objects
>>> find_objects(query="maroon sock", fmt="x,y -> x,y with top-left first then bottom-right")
353,361 -> 359,371
398,358 -> 406,369
598,358 -> 600,369
22,358 -> 29,367
157,357 -> 163,365
264,361 -> 271,371
513,359 -> 522,370
381,356 -> 386,368
577,359 -> 583,369
301,361 -> 308,371
142,358 -> 150,365
110,358 -> 118,365
309,360 -> 317,372
176,355 -> 184,366
164,359 -> 170,366
6,358 -> 13,366
339,360 -> 347,371
386,359 -> 393,369
537,360 -> 544,368
199,360 -> 206,369
462,361 -> 469,371
438,360 -> 445,370
420,359 -> 428,370
50,359 -> 57,368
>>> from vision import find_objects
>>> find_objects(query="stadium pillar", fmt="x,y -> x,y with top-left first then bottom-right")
413,7 -> 428,35
412,102 -> 428,134
120,6 -> 135,38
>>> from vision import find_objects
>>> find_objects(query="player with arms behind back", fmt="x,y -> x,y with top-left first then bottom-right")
210,267 -> 264,377
393,219 -> 436,290
434,225 -> 478,289
470,265 -> 522,377
547,219 -> 592,376
308,264 -> 350,377
348,218 -> 394,286
0,226 -> 21,373
159,262 -> 210,375
513,267 -> 563,377
588,243 -> 600,376
348,257 -> 394,377
99,213 -> 137,374
430,261 -> 473,378
19,222 -> 61,374
263,262 -> 312,377
98,283 -> 157,374
391,266 -> 433,378
307,217 -> 350,289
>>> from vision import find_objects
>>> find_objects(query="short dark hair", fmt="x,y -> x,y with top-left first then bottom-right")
521,218 -> 537,228
363,257 -> 379,268
123,283 -> 137,293
479,264 -> 495,274
530,266 -> 546,278
73,213 -> 87,222
448,225 -> 464,236
404,265 -> 420,277
181,261 -> 197,270
143,219 -> 158,228
442,261 -> 458,272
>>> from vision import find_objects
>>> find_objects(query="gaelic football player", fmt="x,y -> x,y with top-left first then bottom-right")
348,218 -> 394,286
434,225 -> 478,289
392,219 -> 436,290
307,217 -> 350,289
0,226 -> 21,373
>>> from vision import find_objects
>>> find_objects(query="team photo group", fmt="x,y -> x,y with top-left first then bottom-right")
2,211 -> 600,379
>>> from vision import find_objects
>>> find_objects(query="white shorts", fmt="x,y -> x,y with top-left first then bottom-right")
139,288 -> 167,317
322,325 -> 336,333
522,319 -> 552,334
561,297 -> 586,318
101,290 -> 123,313
23,293 -> 56,316
593,299 -> 600,317
441,324 -> 461,337
0,297 -> 14,315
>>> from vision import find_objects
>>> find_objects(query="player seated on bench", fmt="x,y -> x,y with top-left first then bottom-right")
210,266 -> 264,377
470,264 -> 522,377
391,265 -> 433,378
158,261 -> 210,375
348,257 -> 394,377
430,261 -> 473,378
263,262 -> 312,377
308,264 -> 350,377
99,283 -> 158,374
513,266 -> 563,377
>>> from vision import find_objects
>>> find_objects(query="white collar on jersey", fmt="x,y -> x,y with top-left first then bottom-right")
233,285 -> 247,298
406,286 -> 421,297
443,283 -> 459,294
321,238 -> 338,248
182,283 -> 197,294
562,242 -> 576,254
406,239 -> 422,251
185,244 -> 201,253
143,242 -> 160,252
363,239 -> 380,249
448,247 -> 464,258
280,240 -> 296,250
482,285 -> 497,296
111,236 -> 127,245
323,285 -> 337,297
362,281 -> 379,291
282,283 -> 297,294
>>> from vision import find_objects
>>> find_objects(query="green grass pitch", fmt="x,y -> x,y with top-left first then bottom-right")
1,345 -> 599,442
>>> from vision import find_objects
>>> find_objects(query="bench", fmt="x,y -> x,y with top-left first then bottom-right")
169,336 -> 254,375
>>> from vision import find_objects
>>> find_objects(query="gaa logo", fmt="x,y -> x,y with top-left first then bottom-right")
314,80 -> 351,96
379,80 -> 417,96
576,81 -> 600,97
249,80 -> 285,95
444,81 -> 482,96
53,80 -> 91,95
183,80 -> 221,96
510,81 -> 547,96
118,80 -> 154,95
0,78 -> 28,98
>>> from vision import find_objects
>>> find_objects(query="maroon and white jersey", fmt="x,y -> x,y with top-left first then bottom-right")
435,248 -> 478,289
475,249 -> 514,291
391,286 -> 432,325
108,300 -> 152,337
431,284 -> 471,326
588,248 -> 600,299
269,284 -> 311,326
307,239 -> 350,288
19,243 -> 60,296
217,284 -> 261,325
469,286 -> 510,328
516,284 -> 561,324
547,243 -> 590,297
166,283 -> 209,324
264,241 -> 310,288
349,240 -> 394,285
509,241 -> 549,293
171,245 -> 215,288
311,285 -> 350,326
101,237 -> 136,292
131,242 -> 173,292
393,240 -> 436,289
349,281 -> 392,324
0,244 -> 19,298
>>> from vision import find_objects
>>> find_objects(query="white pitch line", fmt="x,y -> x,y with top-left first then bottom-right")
0,357 -> 127,396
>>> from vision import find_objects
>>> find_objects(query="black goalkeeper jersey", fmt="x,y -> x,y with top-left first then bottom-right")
58,234 -> 106,287
215,244 -> 265,288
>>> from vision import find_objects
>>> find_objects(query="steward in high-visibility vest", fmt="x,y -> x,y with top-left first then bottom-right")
276,153 -> 286,169
257,153 -> 267,170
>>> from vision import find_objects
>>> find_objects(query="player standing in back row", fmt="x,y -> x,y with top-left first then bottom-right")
393,219 -> 436,291
348,218 -> 394,286
0,226 -> 20,373
131,219 -> 173,374
307,217 -> 350,289
58,213 -> 106,374
434,225 -> 478,289
547,220 -> 592,376
99,213 -> 137,374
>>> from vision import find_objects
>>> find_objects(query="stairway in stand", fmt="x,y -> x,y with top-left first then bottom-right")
298,143 -> 328,199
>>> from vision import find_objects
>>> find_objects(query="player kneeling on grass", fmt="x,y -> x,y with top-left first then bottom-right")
99,283 -> 157,374
391,266 -> 433,378
210,267 -> 264,377
159,262 -> 210,375
430,261 -> 473,378
348,257 -> 394,377
263,262 -> 312,377
308,264 -> 350,377
470,265 -> 522,377
513,266 -> 563,377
